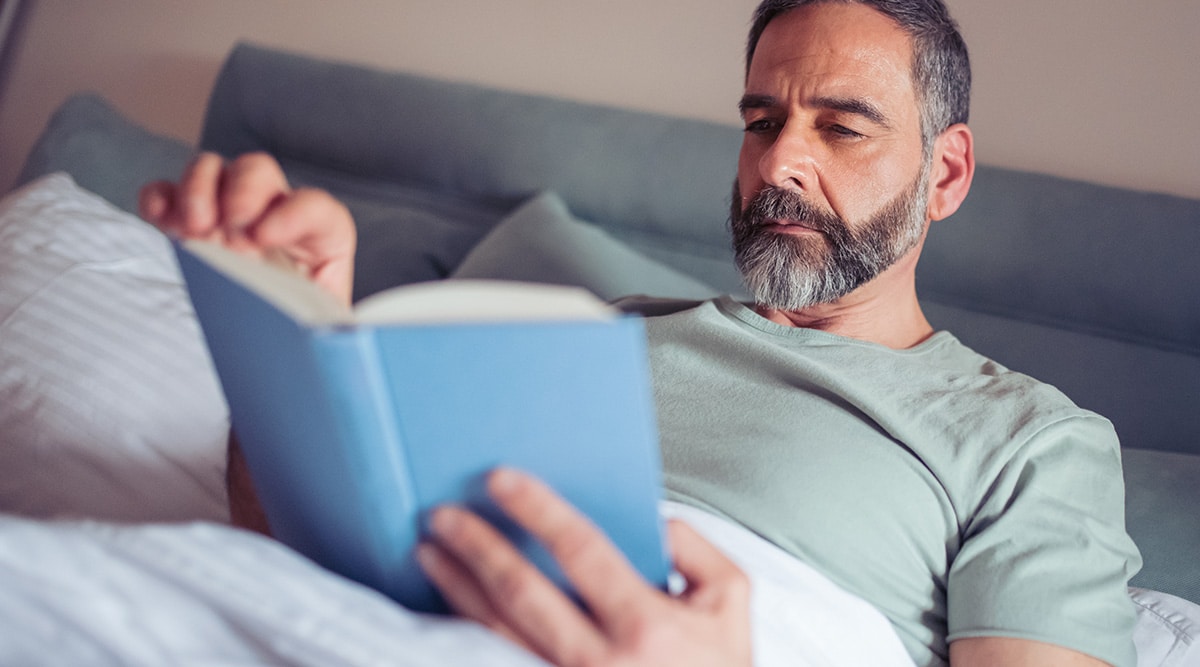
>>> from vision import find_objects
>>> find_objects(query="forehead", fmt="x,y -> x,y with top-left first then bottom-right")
748,3 -> 917,105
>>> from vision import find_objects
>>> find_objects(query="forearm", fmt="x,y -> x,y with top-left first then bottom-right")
950,637 -> 1112,666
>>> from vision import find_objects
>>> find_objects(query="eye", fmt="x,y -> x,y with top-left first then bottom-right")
743,118 -> 780,135
825,124 -> 865,139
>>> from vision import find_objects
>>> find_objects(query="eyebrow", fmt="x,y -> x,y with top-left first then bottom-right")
737,93 -> 778,116
738,93 -> 894,130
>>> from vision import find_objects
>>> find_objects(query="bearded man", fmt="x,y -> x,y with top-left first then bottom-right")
142,1 -> 1141,666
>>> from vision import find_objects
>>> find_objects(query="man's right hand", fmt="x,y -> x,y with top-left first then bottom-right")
139,152 -> 357,306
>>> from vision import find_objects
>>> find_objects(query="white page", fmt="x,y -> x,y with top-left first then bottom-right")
182,240 -> 615,326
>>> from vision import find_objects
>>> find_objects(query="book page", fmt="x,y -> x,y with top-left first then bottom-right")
181,240 -> 353,325
353,280 -> 616,325
181,240 -> 615,326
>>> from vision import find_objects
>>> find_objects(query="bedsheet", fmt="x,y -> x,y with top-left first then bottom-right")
0,502 -> 916,667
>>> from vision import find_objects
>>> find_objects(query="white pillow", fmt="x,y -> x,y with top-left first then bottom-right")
0,174 -> 228,522
1130,587 -> 1200,666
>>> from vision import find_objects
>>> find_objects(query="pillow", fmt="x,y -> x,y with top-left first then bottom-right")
1131,587 -> 1200,666
0,174 -> 228,522
17,94 -> 194,215
450,192 -> 721,301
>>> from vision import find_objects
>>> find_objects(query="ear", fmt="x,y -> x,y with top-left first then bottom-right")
926,123 -> 975,221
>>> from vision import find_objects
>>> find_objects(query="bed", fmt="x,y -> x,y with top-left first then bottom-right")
2,43 -> 1199,665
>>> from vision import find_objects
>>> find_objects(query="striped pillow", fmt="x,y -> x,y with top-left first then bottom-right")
0,174 -> 228,522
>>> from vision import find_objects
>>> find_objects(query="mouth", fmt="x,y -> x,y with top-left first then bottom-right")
763,218 -> 824,235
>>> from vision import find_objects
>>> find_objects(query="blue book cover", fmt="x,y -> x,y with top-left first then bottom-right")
173,240 -> 670,613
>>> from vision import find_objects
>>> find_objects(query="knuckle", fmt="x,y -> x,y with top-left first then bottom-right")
727,564 -> 750,591
179,169 -> 208,198
293,188 -> 355,227
551,520 -> 599,568
187,151 -> 219,170
186,152 -> 224,182
291,187 -> 338,210
232,151 -> 285,180
225,155 -> 288,210
492,562 -> 538,608
181,190 -> 212,221
235,150 -> 272,166
617,613 -> 678,663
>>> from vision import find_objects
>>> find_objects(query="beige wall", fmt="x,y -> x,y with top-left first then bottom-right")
1,1 -> 1196,199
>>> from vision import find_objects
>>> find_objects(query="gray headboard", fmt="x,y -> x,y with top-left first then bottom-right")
199,43 -> 1200,457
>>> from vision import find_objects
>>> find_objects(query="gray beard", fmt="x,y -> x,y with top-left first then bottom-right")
729,165 -> 930,311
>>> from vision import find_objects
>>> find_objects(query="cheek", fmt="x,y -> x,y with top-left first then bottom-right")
823,147 -> 918,218
736,146 -> 762,211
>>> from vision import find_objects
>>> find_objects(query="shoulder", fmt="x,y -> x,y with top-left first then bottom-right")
921,333 -> 1111,437
890,334 -> 1125,522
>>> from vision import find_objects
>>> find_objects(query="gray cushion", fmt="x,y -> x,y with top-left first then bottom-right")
17,94 -> 193,214
1123,448 -> 1200,605
451,191 -> 720,301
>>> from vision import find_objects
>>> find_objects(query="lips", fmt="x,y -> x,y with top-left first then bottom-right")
764,218 -> 824,234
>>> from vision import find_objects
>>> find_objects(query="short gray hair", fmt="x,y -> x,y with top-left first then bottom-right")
746,0 -> 971,147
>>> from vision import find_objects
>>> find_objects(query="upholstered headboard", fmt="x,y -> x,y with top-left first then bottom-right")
196,43 -> 1200,459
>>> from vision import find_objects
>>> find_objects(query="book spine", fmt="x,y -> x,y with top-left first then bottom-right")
310,327 -> 416,592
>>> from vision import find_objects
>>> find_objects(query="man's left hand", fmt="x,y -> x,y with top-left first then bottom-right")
416,468 -> 752,667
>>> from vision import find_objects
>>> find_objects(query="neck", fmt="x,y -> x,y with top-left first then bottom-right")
753,249 -> 934,349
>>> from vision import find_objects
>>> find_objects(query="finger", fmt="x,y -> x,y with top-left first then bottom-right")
415,542 -> 536,653
427,504 -> 607,666
665,520 -> 750,612
177,152 -> 226,237
246,188 -> 357,303
138,181 -> 177,230
485,468 -> 660,632
219,152 -> 291,230
248,188 -> 354,258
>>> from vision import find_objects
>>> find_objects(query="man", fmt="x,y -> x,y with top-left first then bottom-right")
141,1 -> 1141,665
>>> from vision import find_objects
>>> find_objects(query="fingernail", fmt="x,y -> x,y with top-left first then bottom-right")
415,543 -> 442,573
429,506 -> 461,537
488,468 -> 521,498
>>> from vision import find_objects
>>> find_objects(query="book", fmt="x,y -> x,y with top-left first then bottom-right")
173,239 -> 670,613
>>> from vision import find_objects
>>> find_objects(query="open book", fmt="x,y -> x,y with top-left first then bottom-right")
174,240 -> 670,613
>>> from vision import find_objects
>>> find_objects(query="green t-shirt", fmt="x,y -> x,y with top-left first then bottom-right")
631,297 -> 1141,667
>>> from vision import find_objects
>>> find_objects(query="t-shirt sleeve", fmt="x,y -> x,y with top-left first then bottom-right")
946,414 -> 1142,667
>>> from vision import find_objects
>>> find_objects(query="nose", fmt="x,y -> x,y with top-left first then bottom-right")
758,123 -> 817,193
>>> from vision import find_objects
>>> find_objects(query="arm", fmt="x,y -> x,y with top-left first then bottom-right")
950,638 -> 1112,666
946,417 -> 1138,667
418,468 -> 752,667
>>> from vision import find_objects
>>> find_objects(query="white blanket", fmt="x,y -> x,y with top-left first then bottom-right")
0,502 -> 915,667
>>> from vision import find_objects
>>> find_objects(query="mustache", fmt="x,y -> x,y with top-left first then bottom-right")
734,186 -> 850,241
